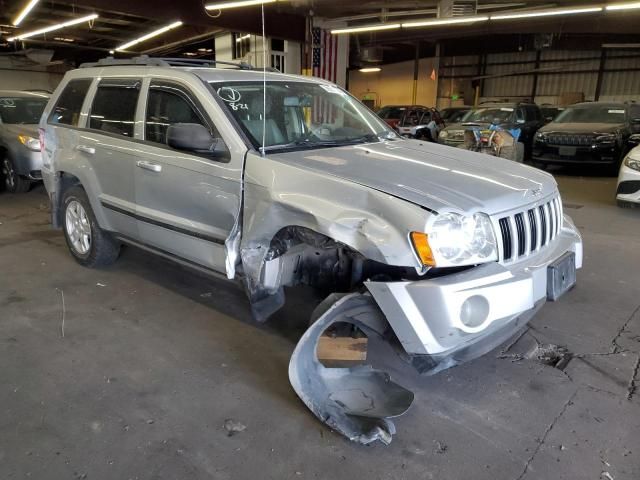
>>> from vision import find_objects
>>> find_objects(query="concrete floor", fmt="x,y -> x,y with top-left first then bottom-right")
1,174 -> 639,480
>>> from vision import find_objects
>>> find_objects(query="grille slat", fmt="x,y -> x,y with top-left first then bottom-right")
514,213 -> 526,256
528,209 -> 537,252
498,196 -> 561,262
498,218 -> 512,261
547,133 -> 595,146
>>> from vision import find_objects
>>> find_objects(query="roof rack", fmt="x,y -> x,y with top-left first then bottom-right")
79,55 -> 255,70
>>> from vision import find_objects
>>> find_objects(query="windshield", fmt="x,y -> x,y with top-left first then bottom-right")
446,109 -> 470,123
553,105 -> 626,124
463,107 -> 514,124
210,81 -> 395,151
0,96 -> 48,124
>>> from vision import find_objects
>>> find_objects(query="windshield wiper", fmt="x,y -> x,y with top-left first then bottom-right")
262,133 -> 384,153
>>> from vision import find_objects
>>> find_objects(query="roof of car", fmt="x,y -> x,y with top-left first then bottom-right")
74,55 -> 333,85
0,90 -> 50,98
570,101 -> 627,109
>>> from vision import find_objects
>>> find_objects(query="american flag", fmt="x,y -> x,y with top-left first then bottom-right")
312,27 -> 338,123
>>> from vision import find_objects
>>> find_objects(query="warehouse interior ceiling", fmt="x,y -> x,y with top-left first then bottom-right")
1,0 -> 640,66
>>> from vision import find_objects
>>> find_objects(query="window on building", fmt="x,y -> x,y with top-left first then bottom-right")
232,33 -> 250,59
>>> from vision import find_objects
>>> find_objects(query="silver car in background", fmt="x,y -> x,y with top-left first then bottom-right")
0,90 -> 49,193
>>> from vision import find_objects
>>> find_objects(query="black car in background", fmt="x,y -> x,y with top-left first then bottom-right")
532,102 -> 640,170
540,105 -> 565,123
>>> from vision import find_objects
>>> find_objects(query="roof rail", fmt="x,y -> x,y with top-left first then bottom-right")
79,55 -> 255,70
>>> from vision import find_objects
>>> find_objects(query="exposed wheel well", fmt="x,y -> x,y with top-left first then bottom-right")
51,172 -> 82,228
260,225 -> 420,293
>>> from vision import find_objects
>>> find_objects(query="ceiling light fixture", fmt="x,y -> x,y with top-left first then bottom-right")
115,21 -> 183,51
402,15 -> 489,28
235,33 -> 251,42
8,13 -> 98,41
331,23 -> 401,34
13,0 -> 40,26
491,6 -> 602,20
606,2 -> 640,10
359,67 -> 381,73
205,0 -> 276,10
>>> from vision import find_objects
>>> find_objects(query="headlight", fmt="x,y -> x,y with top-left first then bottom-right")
18,134 -> 41,151
411,213 -> 498,267
625,155 -> 640,171
595,133 -> 616,144
536,132 -> 546,142
439,130 -> 449,139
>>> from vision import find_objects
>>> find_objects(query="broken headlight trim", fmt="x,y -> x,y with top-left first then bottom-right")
417,212 -> 498,267
624,155 -> 640,171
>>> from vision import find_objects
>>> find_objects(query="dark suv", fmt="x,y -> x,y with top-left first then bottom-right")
438,102 -> 544,154
532,102 -> 640,170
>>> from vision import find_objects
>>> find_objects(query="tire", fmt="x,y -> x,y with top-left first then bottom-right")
1,156 -> 31,193
617,199 -> 638,209
62,186 -> 121,267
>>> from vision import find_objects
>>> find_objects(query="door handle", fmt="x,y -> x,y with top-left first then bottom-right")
136,160 -> 162,173
76,145 -> 95,155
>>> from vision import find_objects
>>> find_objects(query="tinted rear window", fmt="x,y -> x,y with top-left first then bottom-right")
89,79 -> 141,137
48,79 -> 92,126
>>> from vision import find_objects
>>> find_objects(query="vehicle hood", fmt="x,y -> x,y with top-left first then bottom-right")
0,124 -> 39,138
539,122 -> 625,134
268,140 -> 557,215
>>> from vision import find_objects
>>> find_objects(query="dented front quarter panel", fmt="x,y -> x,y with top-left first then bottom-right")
239,150 -> 430,295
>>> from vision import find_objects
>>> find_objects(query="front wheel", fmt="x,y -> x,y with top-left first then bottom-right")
62,186 -> 121,267
1,156 -> 30,193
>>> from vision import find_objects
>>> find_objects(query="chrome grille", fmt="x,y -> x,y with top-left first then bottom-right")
546,133 -> 595,146
497,196 -> 563,262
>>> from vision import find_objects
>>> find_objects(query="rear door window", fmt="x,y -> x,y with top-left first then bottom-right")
89,78 -> 141,137
48,78 -> 92,126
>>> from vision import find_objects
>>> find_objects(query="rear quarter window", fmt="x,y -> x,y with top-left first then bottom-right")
48,78 -> 92,127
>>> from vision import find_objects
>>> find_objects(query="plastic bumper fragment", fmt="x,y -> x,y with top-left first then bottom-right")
289,293 -> 413,445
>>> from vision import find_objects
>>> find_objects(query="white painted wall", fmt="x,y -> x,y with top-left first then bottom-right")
0,58 -> 65,92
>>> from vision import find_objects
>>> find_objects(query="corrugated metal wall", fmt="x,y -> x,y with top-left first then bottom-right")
438,48 -> 640,106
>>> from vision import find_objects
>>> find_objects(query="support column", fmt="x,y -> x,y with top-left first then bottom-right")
412,42 -> 420,104
594,49 -> 607,101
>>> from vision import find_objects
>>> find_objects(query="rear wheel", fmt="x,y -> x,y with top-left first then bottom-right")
62,186 -> 121,267
1,156 -> 31,193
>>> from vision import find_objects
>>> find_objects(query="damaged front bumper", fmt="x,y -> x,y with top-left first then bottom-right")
289,217 -> 582,445
365,215 -> 583,368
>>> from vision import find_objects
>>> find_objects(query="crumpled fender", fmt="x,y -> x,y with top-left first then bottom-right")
288,293 -> 414,445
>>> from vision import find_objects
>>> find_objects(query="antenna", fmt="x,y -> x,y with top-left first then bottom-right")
260,2 -> 267,156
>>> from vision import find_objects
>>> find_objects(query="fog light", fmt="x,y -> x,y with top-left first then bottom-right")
460,295 -> 490,329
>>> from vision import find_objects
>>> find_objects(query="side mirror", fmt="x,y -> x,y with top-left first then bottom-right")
167,123 -> 229,159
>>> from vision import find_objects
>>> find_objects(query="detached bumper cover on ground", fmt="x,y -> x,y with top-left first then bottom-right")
289,216 -> 582,445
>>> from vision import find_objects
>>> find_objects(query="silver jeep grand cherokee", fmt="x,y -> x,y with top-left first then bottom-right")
40,57 -> 582,445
